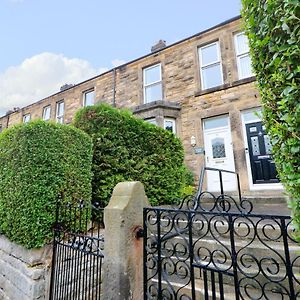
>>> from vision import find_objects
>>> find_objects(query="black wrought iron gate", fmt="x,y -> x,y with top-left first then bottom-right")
143,169 -> 300,300
49,199 -> 104,300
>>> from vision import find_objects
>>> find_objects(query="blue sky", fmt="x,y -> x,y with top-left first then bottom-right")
0,0 -> 241,116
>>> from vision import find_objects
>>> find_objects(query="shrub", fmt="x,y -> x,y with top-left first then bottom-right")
73,104 -> 189,207
242,1 -> 300,238
0,120 -> 93,248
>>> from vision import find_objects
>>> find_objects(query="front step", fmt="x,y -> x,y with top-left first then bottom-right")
192,194 -> 291,215
148,276 -> 292,300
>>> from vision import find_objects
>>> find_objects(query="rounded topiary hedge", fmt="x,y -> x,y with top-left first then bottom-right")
73,104 -> 190,207
0,120 -> 93,248
242,0 -> 300,239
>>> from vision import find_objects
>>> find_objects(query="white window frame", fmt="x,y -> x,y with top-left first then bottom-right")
234,32 -> 253,80
145,118 -> 157,125
83,89 -> 95,107
164,118 -> 176,134
42,105 -> 51,121
198,41 -> 223,90
56,101 -> 64,124
143,63 -> 162,104
23,114 -> 31,123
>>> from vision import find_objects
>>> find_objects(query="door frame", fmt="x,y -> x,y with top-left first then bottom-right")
203,115 -> 236,191
241,108 -> 283,191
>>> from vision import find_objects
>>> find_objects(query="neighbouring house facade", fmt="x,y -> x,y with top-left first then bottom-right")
0,16 -> 284,197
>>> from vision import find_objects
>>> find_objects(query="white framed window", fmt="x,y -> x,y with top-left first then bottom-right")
42,105 -> 51,121
23,114 -> 31,123
56,101 -> 64,124
145,118 -> 157,125
234,32 -> 254,79
143,64 -> 162,103
198,42 -> 223,90
83,90 -> 95,107
164,118 -> 176,134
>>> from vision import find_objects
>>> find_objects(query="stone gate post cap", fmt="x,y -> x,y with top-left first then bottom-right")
105,181 -> 150,210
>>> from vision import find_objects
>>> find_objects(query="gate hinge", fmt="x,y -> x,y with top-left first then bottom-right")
135,227 -> 144,239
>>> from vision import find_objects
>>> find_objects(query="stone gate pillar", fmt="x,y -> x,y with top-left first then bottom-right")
103,181 -> 150,300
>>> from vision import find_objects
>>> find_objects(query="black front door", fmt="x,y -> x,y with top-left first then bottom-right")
246,122 -> 279,184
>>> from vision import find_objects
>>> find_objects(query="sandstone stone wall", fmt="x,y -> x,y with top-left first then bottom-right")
0,235 -> 52,300
0,16 -> 283,196
0,17 -> 246,128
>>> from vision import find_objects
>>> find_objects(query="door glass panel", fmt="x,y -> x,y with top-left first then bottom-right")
204,116 -> 228,130
264,135 -> 272,154
249,126 -> 257,133
212,137 -> 226,158
251,136 -> 260,155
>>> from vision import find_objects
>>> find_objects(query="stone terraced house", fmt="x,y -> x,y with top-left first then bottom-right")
0,16 -> 285,200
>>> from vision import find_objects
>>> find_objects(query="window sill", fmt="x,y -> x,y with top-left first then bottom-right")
232,76 -> 256,87
195,84 -> 230,96
195,76 -> 256,97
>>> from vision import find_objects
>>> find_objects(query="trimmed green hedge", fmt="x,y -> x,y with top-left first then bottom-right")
73,104 -> 190,207
242,1 -> 300,238
0,121 -> 93,248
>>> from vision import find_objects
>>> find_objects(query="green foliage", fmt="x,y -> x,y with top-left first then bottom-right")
242,0 -> 300,238
0,120 -> 93,248
73,104 -> 189,207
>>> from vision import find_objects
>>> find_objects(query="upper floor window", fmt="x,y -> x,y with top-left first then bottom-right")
143,64 -> 162,104
56,101 -> 64,124
164,118 -> 176,134
234,32 -> 253,79
23,114 -> 31,123
198,42 -> 223,90
43,105 -> 51,121
83,90 -> 95,107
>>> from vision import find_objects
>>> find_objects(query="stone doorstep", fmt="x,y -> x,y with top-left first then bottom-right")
148,255 -> 300,289
150,277 -> 290,300
149,233 -> 300,263
197,195 -> 289,209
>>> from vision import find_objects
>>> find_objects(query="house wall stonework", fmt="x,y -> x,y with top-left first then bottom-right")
0,16 -> 284,197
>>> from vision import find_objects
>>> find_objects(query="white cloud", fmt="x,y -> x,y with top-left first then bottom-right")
0,52 -> 108,117
112,59 -> 125,67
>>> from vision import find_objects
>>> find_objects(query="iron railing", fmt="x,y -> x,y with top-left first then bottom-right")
143,167 -> 299,300
143,206 -> 300,300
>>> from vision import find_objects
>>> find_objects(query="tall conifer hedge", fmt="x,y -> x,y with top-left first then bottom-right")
242,0 -> 300,238
0,121 -> 93,248
73,104 -> 191,207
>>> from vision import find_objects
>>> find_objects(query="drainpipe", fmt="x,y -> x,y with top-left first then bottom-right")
6,113 -> 10,129
112,68 -> 116,107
